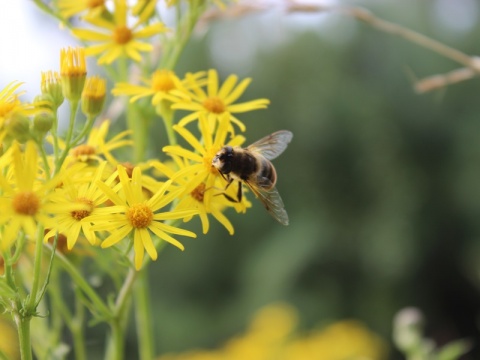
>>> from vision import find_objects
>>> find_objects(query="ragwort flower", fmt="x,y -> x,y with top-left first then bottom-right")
0,142 -> 81,250
57,0 -> 108,19
45,162 -> 112,249
86,165 -> 198,270
112,70 -> 205,106
71,0 -> 168,64
171,69 -> 270,132
67,120 -> 132,165
162,114 -> 250,234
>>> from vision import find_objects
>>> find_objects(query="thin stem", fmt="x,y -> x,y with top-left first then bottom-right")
43,245 -> 111,317
26,226 -> 45,311
134,270 -> 154,360
71,114 -> 96,144
158,102 -> 177,146
36,140 -> 51,179
56,99 -> 79,173
289,4 -> 478,71
71,287 -> 87,360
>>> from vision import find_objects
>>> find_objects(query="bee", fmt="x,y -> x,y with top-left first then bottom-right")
212,130 -> 293,225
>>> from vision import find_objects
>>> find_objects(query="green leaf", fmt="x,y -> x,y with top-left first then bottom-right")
437,339 -> 472,360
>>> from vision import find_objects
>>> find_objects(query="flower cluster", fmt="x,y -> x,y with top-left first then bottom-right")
0,40 -> 272,272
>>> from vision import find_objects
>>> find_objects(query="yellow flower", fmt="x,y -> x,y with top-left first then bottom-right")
0,142 -> 72,250
161,114 -> 250,234
71,0 -> 168,64
163,114 -> 244,206
171,69 -> 270,132
58,0 -> 107,19
87,165 -> 198,270
0,82 -> 38,143
45,162 -> 111,249
65,120 -> 132,165
152,159 -> 250,235
157,303 -> 387,360
112,70 -> 205,106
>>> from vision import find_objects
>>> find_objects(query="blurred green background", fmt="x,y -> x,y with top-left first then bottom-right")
146,1 -> 480,359
27,0 -> 480,358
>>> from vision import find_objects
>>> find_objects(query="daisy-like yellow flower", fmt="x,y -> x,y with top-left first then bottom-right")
0,142 -> 81,250
86,165 -> 198,270
154,158 -> 251,235
162,113 -> 250,233
112,70 -> 205,106
45,162 -> 112,249
171,69 -> 270,132
71,0 -> 168,64
66,120 -> 132,165
0,82 -> 39,143
58,0 -> 108,19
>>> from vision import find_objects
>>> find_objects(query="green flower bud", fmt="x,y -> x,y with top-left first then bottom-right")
41,71 -> 64,109
5,112 -> 31,143
33,110 -> 54,135
81,76 -> 106,117
60,47 -> 87,103
33,94 -> 55,111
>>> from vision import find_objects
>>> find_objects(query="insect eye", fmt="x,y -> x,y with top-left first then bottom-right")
224,146 -> 233,158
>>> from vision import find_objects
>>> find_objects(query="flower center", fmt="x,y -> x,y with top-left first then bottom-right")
202,97 -> 226,114
87,0 -> 104,8
191,183 -> 206,202
113,26 -> 133,45
71,198 -> 94,221
126,204 -> 153,228
12,191 -> 40,216
204,147 -> 220,174
72,144 -> 96,158
152,70 -> 175,92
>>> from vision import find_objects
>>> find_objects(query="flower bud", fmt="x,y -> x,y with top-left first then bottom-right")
41,71 -> 64,108
81,76 -> 106,117
33,94 -> 55,111
60,47 -> 87,103
5,112 -> 31,143
33,110 -> 54,135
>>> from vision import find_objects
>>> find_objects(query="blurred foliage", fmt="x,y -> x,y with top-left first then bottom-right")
28,1 -> 480,359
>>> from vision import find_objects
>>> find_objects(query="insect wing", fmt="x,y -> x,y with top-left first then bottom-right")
247,130 -> 293,161
246,177 -> 289,226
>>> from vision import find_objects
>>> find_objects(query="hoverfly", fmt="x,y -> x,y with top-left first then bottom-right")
212,130 -> 293,225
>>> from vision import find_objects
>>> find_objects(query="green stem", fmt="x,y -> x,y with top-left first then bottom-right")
104,267 -> 137,360
161,0 -> 205,70
126,102 -> 147,163
56,99 -> 79,173
71,287 -> 87,360
26,226 -> 45,310
14,310 -> 32,360
43,245 -> 111,317
106,319 -> 125,360
71,114 -> 96,145
158,102 -> 177,146
134,270 -> 154,360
